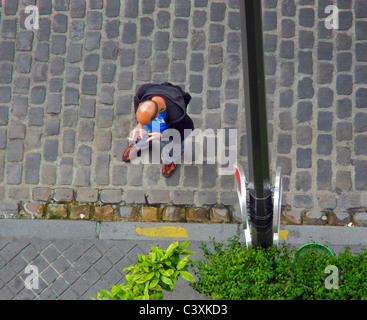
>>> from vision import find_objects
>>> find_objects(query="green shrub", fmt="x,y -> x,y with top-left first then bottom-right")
190,236 -> 367,300
91,241 -> 195,300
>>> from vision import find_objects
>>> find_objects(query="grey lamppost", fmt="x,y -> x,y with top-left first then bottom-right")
235,0 -> 282,248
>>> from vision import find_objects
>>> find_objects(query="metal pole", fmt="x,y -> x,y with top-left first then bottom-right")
239,0 -> 273,248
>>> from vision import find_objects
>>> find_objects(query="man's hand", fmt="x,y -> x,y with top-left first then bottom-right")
146,132 -> 162,142
131,123 -> 145,142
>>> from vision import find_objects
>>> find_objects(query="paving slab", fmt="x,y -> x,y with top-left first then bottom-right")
0,220 -> 98,239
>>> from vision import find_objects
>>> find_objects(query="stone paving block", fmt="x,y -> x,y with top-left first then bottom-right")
75,168 -> 90,187
71,0 -> 86,18
139,206 -> 159,222
6,164 -> 23,184
82,75 -> 98,95
94,206 -> 114,221
22,202 -> 43,218
209,207 -> 230,223
100,87 -> 115,105
88,12 -> 103,30
85,32 -> 101,51
30,86 -> 47,104
46,203 -> 68,219
7,141 -> 24,162
37,17 -> 51,41
111,165 -> 127,186
70,21 -> 85,41
128,164 -> 143,187
14,76 -> 32,95
162,206 -> 185,222
45,117 -> 61,136
293,195 -> 314,209
41,164 -> 57,185
122,22 -> 137,44
0,41 -> 15,61
146,190 -> 170,205
77,145 -> 92,166
51,35 -> 66,55
32,187 -> 52,202
123,190 -> 146,205
118,206 -> 137,221
197,191 -> 217,206
8,186 -> 29,202
78,121 -> 94,141
59,157 -> 73,185
47,94 -> 62,114
219,192 -> 238,206
95,154 -> 110,185
54,189 -> 74,202
68,44 -> 83,63
76,189 -> 99,203
100,190 -> 122,204
172,190 -> 194,205
50,57 -> 65,76
70,205 -> 91,220
53,14 -> 68,33
43,139 -> 58,162
80,99 -> 96,118
0,63 -> 13,84
0,130 -> 7,151
84,54 -> 99,72
141,17 -> 154,37
340,194 -> 362,210
106,0 -> 121,17
101,63 -> 117,83
186,207 -> 208,222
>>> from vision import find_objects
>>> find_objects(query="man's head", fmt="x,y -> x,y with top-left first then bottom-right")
136,100 -> 159,125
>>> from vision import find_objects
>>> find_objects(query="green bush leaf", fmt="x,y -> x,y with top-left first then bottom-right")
177,256 -> 190,270
159,268 -> 172,278
99,289 -> 113,298
180,241 -> 190,250
162,241 -> 179,260
179,271 -> 195,282
150,278 -> 159,289
161,276 -> 173,286
181,249 -> 195,255
123,265 -> 135,272
150,293 -> 164,300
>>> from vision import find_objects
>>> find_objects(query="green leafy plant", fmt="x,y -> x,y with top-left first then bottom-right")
91,241 -> 195,300
190,235 -> 367,300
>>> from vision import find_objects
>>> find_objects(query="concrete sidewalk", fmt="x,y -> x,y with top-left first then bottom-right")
1,220 -> 367,300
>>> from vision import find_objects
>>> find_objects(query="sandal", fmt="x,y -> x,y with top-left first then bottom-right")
122,144 -> 140,162
162,162 -> 177,178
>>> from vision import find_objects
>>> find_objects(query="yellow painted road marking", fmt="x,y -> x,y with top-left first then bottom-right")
279,229 -> 289,240
136,226 -> 189,238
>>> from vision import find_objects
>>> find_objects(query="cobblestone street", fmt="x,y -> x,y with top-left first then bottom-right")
0,0 -> 366,222
0,0 -> 366,223
0,0 -> 246,218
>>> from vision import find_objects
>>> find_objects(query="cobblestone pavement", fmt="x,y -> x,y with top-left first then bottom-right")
0,0 -> 367,266
0,0 -> 245,216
